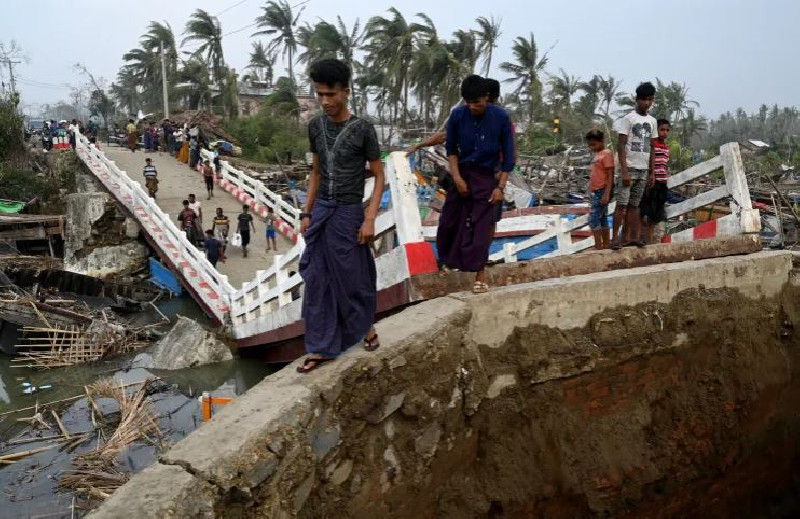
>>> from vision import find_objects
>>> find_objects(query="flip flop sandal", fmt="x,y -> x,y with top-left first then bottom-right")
364,333 -> 380,352
296,356 -> 334,374
472,281 -> 489,294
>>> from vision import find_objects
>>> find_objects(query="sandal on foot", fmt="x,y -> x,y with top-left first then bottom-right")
364,333 -> 380,352
610,241 -> 623,250
296,356 -> 334,374
472,281 -> 489,294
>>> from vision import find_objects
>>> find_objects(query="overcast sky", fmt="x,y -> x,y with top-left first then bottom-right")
2,0 -> 796,119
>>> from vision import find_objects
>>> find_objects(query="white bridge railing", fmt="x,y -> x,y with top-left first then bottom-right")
491,142 -> 760,262
227,153 -> 427,341
199,148 -> 302,237
75,133 -> 235,322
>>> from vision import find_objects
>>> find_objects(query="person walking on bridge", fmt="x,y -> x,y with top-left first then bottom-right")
143,158 -> 158,199
126,119 -> 137,152
296,59 -> 384,374
436,75 -> 515,294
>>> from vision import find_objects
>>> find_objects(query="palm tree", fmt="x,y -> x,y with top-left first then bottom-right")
141,21 -> 178,72
182,9 -> 226,86
499,33 -> 550,130
576,75 -> 603,121
111,67 -> 141,115
177,58 -> 212,110
296,21 -> 341,65
247,41 -> 274,85
679,108 -> 708,147
598,75 -> 620,119
364,9 -> 435,129
474,16 -> 502,76
121,48 -> 160,111
253,0 -> 305,90
547,69 -> 580,114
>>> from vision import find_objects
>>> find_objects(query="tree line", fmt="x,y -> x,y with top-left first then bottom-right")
110,2 -> 796,161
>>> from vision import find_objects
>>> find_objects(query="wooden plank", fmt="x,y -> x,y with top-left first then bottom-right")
667,155 -> 723,188
666,185 -> 730,219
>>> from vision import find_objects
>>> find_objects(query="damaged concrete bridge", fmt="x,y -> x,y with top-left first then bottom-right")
74,132 -> 762,358
93,249 -> 800,518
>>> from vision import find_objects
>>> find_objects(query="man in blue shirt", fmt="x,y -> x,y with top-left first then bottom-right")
437,75 -> 515,293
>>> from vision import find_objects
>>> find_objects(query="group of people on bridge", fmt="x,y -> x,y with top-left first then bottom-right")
293,58 -> 673,374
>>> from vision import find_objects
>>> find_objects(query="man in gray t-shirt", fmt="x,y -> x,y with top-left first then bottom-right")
297,59 -> 385,374
611,81 -> 657,249
307,115 -> 380,204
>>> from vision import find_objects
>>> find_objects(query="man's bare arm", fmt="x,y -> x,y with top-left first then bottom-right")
304,154 -> 321,214
365,159 -> 385,221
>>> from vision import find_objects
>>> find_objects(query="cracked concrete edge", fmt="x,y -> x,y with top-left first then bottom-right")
89,463 -> 217,519
94,296 -> 472,516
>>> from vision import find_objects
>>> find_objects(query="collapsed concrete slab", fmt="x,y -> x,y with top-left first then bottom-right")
147,316 -> 233,370
92,251 -> 800,518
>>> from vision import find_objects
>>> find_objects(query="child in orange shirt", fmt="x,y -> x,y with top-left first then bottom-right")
586,129 -> 615,249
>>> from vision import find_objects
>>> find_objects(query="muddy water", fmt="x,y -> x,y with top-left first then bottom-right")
0,296 -> 279,517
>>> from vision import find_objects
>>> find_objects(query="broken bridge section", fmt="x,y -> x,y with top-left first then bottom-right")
93,250 -> 800,518
74,132 -> 761,351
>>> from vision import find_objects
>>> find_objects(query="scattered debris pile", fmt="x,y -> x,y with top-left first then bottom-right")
12,319 -> 150,369
171,110 -> 239,145
58,378 -> 162,507
0,377 -> 164,510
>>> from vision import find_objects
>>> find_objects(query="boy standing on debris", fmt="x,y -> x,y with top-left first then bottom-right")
143,158 -> 158,199
297,58 -> 384,374
641,119 -> 672,244
612,82 -> 658,249
586,130 -> 615,249
237,205 -> 255,257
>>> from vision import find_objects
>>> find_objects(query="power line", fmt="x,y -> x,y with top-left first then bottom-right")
216,0 -> 250,17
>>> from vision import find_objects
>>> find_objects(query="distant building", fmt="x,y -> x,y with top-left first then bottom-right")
238,81 -> 273,118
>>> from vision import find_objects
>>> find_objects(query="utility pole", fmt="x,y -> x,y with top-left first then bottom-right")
6,59 -> 19,94
161,47 -> 169,119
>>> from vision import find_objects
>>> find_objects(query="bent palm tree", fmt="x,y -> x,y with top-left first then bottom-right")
253,0 -> 305,90
474,16 -> 502,76
182,9 -> 225,86
499,33 -> 550,130
248,41 -> 274,85
364,8 -> 435,129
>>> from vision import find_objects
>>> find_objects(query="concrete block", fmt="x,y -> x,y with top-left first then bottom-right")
463,251 -> 793,349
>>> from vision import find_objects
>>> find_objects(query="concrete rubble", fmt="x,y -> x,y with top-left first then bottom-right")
143,316 -> 233,370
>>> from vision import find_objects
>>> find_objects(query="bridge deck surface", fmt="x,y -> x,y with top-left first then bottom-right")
103,144 -> 293,288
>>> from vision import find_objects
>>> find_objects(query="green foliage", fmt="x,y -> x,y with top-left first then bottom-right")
0,95 -> 24,162
226,87 -> 307,163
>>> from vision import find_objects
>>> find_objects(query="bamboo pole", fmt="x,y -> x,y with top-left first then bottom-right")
0,378 -> 161,416
51,410 -> 71,440
0,445 -> 53,462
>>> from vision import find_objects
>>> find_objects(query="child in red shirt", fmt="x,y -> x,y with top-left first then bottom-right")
640,119 -> 671,244
586,129 -> 615,249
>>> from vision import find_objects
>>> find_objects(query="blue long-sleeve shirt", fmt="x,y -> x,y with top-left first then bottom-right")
445,104 -> 515,173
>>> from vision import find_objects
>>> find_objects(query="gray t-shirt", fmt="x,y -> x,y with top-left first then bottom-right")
615,111 -> 657,170
308,115 -> 380,205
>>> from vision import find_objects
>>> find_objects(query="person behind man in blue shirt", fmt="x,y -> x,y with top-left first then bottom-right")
436,75 -> 515,293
